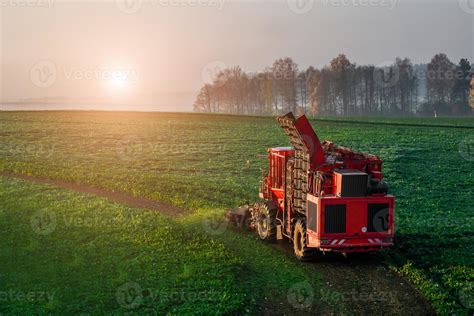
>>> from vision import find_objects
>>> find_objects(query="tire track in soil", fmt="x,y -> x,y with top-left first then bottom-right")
270,241 -> 435,315
2,172 -> 435,315
0,172 -> 188,218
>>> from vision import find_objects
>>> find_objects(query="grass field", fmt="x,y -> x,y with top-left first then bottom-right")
0,111 -> 473,314
1,176 -> 348,314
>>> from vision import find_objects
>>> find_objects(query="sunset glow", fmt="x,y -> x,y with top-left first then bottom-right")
108,71 -> 130,91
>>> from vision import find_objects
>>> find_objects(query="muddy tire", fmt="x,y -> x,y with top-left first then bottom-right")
257,203 -> 277,241
293,219 -> 313,261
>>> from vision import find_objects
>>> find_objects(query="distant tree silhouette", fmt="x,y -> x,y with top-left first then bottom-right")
271,57 -> 298,113
451,58 -> 472,114
427,53 -> 455,104
194,54 -> 473,116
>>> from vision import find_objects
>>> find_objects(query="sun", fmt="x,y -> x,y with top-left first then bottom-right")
107,71 -> 130,91
104,69 -> 137,97
110,75 -> 128,89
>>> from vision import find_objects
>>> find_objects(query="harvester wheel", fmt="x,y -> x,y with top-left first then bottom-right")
257,203 -> 277,241
293,219 -> 313,261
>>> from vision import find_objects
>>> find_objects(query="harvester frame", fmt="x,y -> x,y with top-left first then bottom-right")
230,112 -> 395,260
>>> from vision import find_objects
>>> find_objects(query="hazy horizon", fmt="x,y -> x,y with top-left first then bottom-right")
1,0 -> 473,111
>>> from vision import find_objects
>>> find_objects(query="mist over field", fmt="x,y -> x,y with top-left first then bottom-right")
1,0 -> 472,112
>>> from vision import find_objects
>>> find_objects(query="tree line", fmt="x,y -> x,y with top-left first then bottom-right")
193,54 -> 473,116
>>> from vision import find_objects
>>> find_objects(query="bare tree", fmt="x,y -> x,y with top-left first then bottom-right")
330,54 -> 353,115
272,57 -> 298,113
427,53 -> 455,104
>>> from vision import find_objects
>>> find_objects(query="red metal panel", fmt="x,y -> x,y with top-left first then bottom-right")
306,194 -> 319,247
268,148 -> 294,211
293,115 -> 325,167
308,195 -> 394,252
269,148 -> 289,190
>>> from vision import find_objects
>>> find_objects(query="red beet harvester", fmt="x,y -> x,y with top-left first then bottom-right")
229,112 -> 395,260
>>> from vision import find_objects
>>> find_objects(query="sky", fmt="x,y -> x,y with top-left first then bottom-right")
0,0 -> 473,111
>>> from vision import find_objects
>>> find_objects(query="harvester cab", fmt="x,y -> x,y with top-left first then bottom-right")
229,112 -> 395,260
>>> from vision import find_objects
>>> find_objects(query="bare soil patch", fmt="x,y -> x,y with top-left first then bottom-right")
269,241 -> 435,315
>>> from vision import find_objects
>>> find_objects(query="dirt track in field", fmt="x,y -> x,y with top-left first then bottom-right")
1,172 -> 188,218
2,172 -> 435,315
268,241 -> 435,315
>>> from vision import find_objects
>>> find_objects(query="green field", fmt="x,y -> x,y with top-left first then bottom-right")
0,111 -> 473,314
